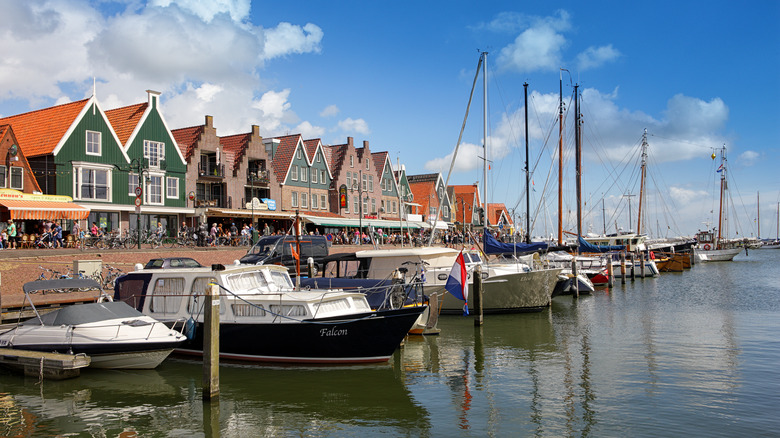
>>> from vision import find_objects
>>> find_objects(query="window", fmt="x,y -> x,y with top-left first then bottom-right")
144,140 -> 164,168
363,197 -> 368,214
350,156 -> 354,167
311,169 -> 318,184
353,196 -> 358,213
346,171 -> 351,189
371,198 -> 376,214
291,191 -> 298,208
300,167 -> 308,182
362,174 -> 367,191
0,165 -> 7,188
128,174 -> 139,195
86,131 -> 101,156
311,193 -> 318,209
366,159 -> 369,170
320,170 -> 325,183
290,166 -> 298,181
150,277 -> 186,313
75,166 -> 110,201
301,192 -> 308,209
321,195 -> 326,209
392,201 -> 397,213
147,175 -> 163,204
442,206 -> 449,217
9,167 -> 22,190
316,153 -> 321,163
167,177 -> 179,199
369,175 -> 374,192
296,149 -> 302,160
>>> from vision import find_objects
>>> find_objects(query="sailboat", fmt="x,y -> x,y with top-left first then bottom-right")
760,202 -> 780,248
693,146 -> 743,262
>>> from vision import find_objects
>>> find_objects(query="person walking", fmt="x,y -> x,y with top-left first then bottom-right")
53,221 -> 63,248
6,219 -> 16,249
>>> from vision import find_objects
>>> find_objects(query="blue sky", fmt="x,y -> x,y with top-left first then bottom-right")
1,0 -> 778,238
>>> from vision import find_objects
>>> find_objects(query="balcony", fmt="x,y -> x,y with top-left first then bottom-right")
194,195 -> 231,209
198,162 -> 225,179
246,168 -> 270,186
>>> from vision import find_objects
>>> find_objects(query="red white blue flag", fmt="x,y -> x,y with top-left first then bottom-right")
445,250 -> 469,316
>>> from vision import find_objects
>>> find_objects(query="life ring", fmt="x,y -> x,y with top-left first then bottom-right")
703,244 -> 711,250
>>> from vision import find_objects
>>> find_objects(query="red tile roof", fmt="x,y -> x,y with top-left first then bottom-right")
0,98 -> 90,157
171,125 -> 204,162
105,102 -> 147,145
220,132 -> 252,172
487,203 -> 512,226
270,134 -> 302,183
408,180 -> 437,214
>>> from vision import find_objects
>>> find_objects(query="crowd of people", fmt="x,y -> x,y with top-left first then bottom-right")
0,219 -> 65,250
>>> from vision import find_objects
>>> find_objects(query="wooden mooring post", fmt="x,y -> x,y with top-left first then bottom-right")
620,252 -> 627,284
203,280 -> 220,401
630,253 -> 636,281
640,252 -> 646,278
473,265 -> 483,327
571,259 -> 579,298
607,258 -> 614,288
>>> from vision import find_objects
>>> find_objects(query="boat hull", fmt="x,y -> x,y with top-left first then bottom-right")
174,306 -> 425,364
440,268 -> 561,314
693,247 -> 742,262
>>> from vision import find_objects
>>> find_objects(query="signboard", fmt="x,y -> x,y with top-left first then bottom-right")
134,197 -> 142,207
245,197 -> 269,211
135,186 -> 143,197
339,184 -> 347,208
188,191 -> 195,201
261,198 -> 276,211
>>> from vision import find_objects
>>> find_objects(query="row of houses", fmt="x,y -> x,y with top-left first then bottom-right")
0,89 -> 514,235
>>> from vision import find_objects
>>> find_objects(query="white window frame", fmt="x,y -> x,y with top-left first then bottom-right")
316,153 -> 321,163
128,173 -> 139,195
320,170 -> 325,183
73,162 -> 112,202
166,177 -> 179,199
369,175 -> 374,192
0,165 -> 6,188
366,159 -> 369,170
301,192 -> 308,209
146,173 -> 164,205
350,156 -> 354,168
320,195 -> 326,210
144,140 -> 165,169
9,166 -> 23,190
311,168 -> 318,184
311,193 -> 318,209
346,171 -> 351,189
86,130 -> 101,156
362,174 -> 367,191
290,165 -> 298,181
291,191 -> 298,208
300,167 -> 308,182
296,149 -> 302,160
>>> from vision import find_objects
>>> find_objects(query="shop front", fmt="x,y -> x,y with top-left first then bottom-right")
0,189 -> 90,241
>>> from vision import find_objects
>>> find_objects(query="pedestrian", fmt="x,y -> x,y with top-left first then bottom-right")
53,221 -> 63,248
90,222 -> 99,236
7,219 -> 17,249
263,222 -> 270,236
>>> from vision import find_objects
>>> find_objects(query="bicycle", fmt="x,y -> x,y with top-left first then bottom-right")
101,264 -> 124,289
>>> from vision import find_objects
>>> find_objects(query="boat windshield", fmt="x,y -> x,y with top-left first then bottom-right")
226,271 -> 269,293
269,270 -> 293,289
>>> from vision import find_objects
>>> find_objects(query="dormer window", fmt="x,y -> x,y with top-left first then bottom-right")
86,131 -> 101,156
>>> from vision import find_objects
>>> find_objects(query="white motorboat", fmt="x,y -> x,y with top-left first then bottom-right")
0,279 -> 186,369
113,263 -> 424,364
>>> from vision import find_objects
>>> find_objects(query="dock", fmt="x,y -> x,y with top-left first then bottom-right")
0,347 -> 91,380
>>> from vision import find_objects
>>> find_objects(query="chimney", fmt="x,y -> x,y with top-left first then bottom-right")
205,115 -> 213,128
347,137 -> 353,147
146,89 -> 161,108
252,125 -> 259,137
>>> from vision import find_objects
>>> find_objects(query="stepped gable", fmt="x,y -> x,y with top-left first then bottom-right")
171,124 -> 204,163
324,143 -> 348,177
0,98 -> 90,157
220,132 -> 252,173
270,134 -> 303,182
105,102 -> 147,145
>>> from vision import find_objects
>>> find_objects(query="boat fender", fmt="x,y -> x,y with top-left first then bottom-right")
703,244 -> 711,250
649,251 -> 655,260
184,317 -> 197,340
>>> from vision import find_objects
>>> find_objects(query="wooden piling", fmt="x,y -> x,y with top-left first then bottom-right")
571,259 -> 579,298
203,283 -> 220,401
473,265 -> 483,327
307,257 -> 314,278
607,258 -> 614,288
640,252 -> 646,277
630,253 -> 636,281
620,252 -> 626,284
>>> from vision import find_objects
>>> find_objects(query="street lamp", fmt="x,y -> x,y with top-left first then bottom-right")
350,170 -> 369,245
130,158 -> 147,249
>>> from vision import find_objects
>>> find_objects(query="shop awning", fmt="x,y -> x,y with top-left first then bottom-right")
0,199 -> 90,221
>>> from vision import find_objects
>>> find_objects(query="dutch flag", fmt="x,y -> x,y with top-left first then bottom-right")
445,250 -> 469,316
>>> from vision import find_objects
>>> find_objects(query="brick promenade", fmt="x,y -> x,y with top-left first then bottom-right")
0,243 -> 383,311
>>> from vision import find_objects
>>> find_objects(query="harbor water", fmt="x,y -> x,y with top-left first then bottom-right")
1,250 -> 779,437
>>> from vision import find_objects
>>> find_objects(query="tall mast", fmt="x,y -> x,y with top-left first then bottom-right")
524,82 -> 531,243
558,70 -> 564,245
757,191 -> 760,239
636,129 -> 648,235
482,52 -> 488,231
574,84 -> 582,254
716,146 -> 726,248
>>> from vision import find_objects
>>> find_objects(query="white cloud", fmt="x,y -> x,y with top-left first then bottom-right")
262,22 -> 323,60
738,150 -> 759,165
495,11 -> 571,73
576,44 -> 621,71
320,105 -> 339,117
294,121 -> 325,139
337,118 -> 370,135
150,0 -> 251,23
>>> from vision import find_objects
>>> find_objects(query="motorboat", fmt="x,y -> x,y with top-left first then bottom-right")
113,263 -> 424,364
0,279 -> 186,369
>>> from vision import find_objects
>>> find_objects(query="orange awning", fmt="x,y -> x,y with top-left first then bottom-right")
0,199 -> 90,221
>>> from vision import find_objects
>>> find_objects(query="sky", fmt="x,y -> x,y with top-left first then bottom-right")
1,0 -> 779,239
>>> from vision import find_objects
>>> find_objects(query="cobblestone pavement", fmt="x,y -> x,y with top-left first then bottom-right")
0,243 -> 414,310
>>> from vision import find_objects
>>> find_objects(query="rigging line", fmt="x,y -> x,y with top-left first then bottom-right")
648,133 -> 714,150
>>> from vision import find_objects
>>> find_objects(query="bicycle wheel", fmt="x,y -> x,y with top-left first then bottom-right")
217,236 -> 230,246
163,237 -> 177,248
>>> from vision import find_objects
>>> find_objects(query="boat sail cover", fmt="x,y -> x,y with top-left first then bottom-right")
577,235 -> 624,253
483,229 -> 548,255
